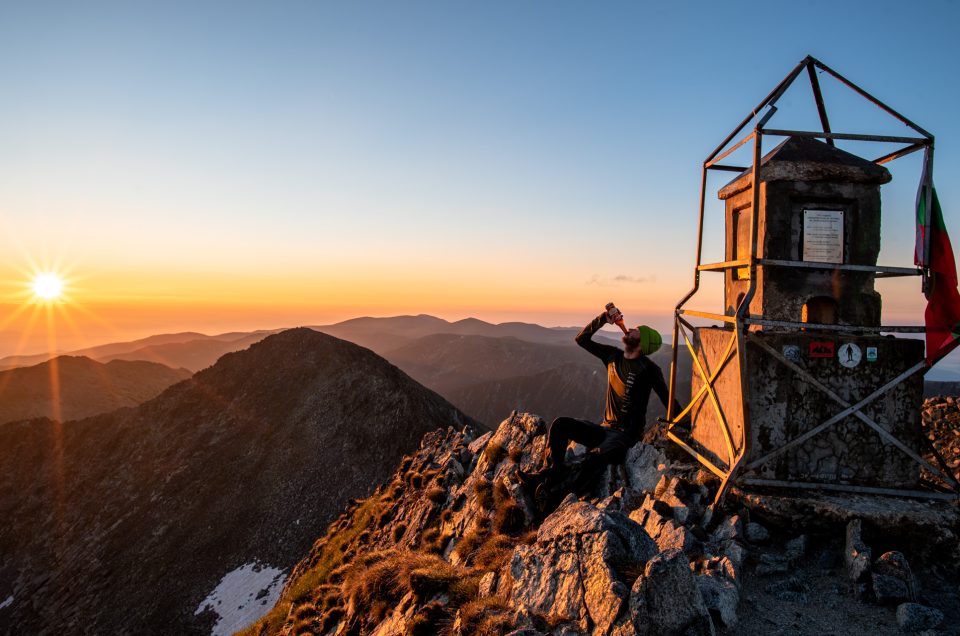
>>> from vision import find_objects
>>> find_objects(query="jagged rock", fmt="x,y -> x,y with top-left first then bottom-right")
745,522 -> 769,544
654,475 -> 693,524
629,498 -> 701,557
512,499 -> 655,635
468,431 -> 494,455
621,443 -> 669,493
538,500 -> 656,563
368,591 -> 416,636
629,549 -> 715,636
896,603 -> 944,632
511,536 -> 588,631
711,515 -> 743,543
580,533 -> 631,635
478,571 -> 498,598
721,540 -> 747,572
696,573 -> 739,629
873,551 -> 916,604
845,519 -> 872,582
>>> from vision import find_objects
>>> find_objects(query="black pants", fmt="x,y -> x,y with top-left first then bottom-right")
542,417 -> 634,472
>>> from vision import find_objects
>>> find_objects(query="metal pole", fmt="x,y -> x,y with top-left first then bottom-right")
705,58 -> 807,163
806,60 -> 834,147
812,58 -> 933,139
669,164 -> 709,420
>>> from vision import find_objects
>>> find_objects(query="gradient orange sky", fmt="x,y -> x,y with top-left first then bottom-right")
2,2 -> 955,359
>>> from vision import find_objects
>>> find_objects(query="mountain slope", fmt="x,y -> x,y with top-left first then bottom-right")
386,332 -> 693,427
383,333 -> 597,394
0,356 -> 192,424
0,328 -> 472,635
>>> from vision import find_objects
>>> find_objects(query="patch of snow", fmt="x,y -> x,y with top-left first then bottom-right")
0,595 -> 12,610
195,562 -> 286,636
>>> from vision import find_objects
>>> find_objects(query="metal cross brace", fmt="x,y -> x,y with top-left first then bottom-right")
677,322 -> 738,468
746,336 -> 958,489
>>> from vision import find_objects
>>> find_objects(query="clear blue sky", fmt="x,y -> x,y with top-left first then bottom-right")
1,0 -> 959,361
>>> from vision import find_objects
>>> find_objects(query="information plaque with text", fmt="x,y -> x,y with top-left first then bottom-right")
803,209 -> 844,263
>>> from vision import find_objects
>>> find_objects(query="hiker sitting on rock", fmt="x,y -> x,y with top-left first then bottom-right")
519,306 -> 683,505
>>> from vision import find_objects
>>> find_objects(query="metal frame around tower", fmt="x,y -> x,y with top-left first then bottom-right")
663,55 -> 959,504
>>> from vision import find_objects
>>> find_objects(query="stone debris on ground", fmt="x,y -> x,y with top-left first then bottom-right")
244,410 -> 960,636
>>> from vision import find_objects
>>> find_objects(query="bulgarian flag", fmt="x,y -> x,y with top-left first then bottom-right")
915,152 -> 960,364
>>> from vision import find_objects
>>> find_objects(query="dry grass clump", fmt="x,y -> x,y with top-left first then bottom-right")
425,485 -> 447,503
342,550 -> 469,625
456,598 -> 518,636
482,440 -> 507,465
492,479 -> 510,505
404,600 -> 447,636
473,478 -> 494,510
392,522 -> 408,543
473,533 -> 517,571
493,500 -> 526,536
452,525 -> 489,564
407,471 -> 424,489
508,446 -> 524,463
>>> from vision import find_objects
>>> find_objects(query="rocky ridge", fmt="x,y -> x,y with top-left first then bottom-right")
0,328 -> 473,635
248,410 -> 960,636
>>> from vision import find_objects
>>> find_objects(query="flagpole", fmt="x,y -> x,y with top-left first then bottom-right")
922,147 -> 935,296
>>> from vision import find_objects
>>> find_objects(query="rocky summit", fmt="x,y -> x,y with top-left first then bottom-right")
0,328 -> 472,635
247,411 -> 960,636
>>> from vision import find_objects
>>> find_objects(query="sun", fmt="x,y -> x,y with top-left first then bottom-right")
32,272 -> 65,301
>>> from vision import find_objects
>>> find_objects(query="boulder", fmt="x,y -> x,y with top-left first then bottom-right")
711,515 -> 743,543
629,549 -> 714,636
622,443 -> 669,494
539,500 -> 656,564
871,574 -> 909,606
510,536 -> 588,630
872,551 -> 916,603
895,603 -> 943,632
696,573 -> 739,629
629,501 -> 701,557
512,499 -> 656,635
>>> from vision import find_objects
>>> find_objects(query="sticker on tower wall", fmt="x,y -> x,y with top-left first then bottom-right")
809,341 -> 835,358
838,343 -> 862,368
782,345 -> 801,363
866,346 -> 878,362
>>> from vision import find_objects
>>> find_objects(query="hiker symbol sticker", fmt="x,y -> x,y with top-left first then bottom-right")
838,343 -> 862,368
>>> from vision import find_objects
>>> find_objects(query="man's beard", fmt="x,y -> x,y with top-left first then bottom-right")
622,334 -> 641,353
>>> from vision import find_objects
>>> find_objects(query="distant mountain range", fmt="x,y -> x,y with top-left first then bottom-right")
0,330 -> 283,372
0,328 -> 472,634
0,356 -> 191,424
0,315 -> 693,428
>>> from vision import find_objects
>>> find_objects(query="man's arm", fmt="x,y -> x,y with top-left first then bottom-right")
575,313 -> 619,363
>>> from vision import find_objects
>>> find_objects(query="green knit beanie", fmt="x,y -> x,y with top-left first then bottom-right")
636,326 -> 662,355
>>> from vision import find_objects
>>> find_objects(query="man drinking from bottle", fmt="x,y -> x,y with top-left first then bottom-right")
518,304 -> 682,506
